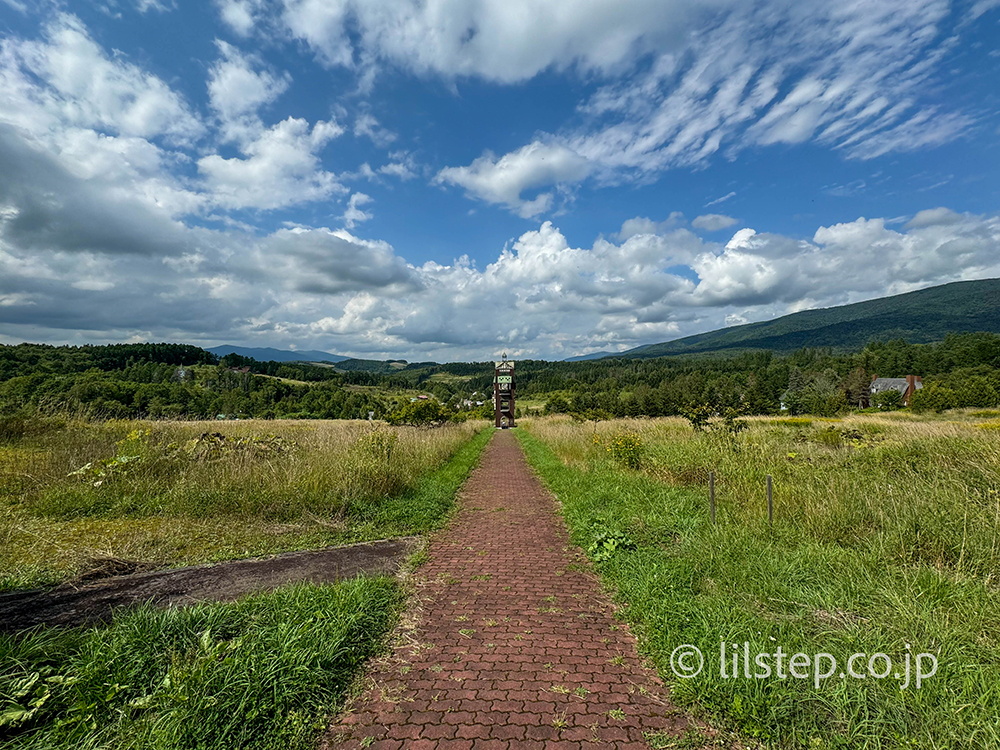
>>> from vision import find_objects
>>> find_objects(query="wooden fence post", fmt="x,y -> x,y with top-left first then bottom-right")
709,471 -> 716,525
766,474 -> 773,526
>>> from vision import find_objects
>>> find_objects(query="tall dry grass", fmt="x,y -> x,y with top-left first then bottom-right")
0,419 -> 485,589
526,414 -> 1000,579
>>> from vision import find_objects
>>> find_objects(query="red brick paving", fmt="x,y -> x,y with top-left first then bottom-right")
323,430 -> 690,749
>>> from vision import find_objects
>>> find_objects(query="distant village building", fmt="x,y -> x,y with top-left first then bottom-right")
870,375 -> 923,406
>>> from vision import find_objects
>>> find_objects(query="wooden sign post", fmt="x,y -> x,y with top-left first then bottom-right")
493,353 -> 515,428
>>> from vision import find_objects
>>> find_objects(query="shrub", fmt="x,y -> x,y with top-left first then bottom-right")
956,376 -> 1000,408
384,399 -> 449,426
910,382 -> 957,413
682,405 -> 714,431
712,408 -> 747,438
570,408 -> 610,424
872,389 -> 904,411
544,395 -> 571,414
606,429 -> 644,469
66,428 -> 152,488
812,425 -> 843,446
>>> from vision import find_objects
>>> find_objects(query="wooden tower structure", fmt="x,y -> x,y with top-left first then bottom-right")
493,353 -> 515,428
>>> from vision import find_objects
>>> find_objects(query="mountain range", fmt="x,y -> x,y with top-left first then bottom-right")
207,345 -> 349,363
615,278 -> 1000,359
213,279 -> 1000,365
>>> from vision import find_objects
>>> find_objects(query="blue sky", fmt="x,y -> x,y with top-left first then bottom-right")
0,0 -> 998,360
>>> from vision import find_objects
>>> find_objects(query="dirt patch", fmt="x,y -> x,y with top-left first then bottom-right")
0,537 -> 420,633
76,556 -> 157,581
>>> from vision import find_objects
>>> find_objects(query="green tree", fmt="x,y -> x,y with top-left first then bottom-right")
910,382 -> 957,413
872,389 -> 903,411
385,399 -> 450,426
841,367 -> 871,408
781,367 -> 807,414
544,394 -> 570,414
956,376 -> 999,408
682,404 -> 714,431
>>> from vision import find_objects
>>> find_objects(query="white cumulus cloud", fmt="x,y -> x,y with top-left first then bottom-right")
208,41 -> 290,128
216,0 -> 264,36
3,170 -> 999,358
276,0 -> 729,81
198,117 -> 345,210
905,207 -> 965,229
436,141 -> 592,218
692,214 -> 738,231
6,13 -> 203,144
342,192 -> 374,228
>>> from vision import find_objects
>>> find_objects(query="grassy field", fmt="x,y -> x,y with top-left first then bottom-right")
0,578 -> 401,750
519,412 -> 1000,749
1,418 -> 490,591
0,417 -> 491,749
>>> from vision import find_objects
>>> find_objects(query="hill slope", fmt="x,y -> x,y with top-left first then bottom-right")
621,278 -> 1000,359
563,351 -> 618,362
207,345 -> 349,363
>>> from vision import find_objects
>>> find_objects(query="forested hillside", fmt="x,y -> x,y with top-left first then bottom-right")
3,331 -> 1000,422
206,345 -> 349,363
515,333 -> 1000,417
622,278 -> 1000,358
0,344 -> 389,420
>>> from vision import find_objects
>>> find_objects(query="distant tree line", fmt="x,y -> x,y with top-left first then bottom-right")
217,352 -> 412,388
0,344 -> 390,420
527,333 -> 1000,418
2,333 -> 999,422
0,343 -> 215,381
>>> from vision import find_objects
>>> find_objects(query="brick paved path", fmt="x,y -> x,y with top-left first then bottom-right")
324,430 -> 690,749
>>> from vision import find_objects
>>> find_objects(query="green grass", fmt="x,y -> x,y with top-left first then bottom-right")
1,422 -> 492,590
518,417 -> 1000,749
343,425 -> 492,539
0,578 -> 401,750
